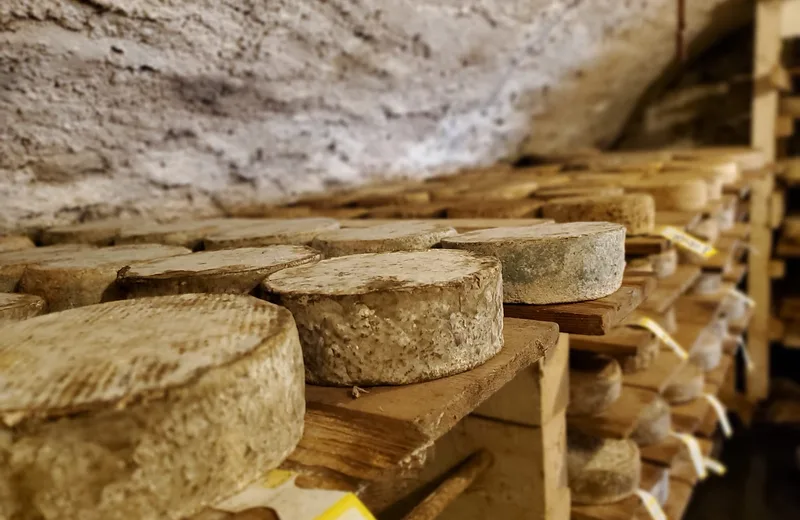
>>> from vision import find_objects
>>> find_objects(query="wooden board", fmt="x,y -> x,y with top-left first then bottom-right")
625,236 -> 671,256
673,295 -> 723,328
571,463 -> 668,520
730,306 -> 754,336
670,438 -> 714,486
567,385 -> 658,439
662,478 -> 693,520
776,234 -> 800,258
640,436 -> 684,468
656,211 -> 702,230
701,236 -> 741,273
721,222 -> 750,241
640,265 -> 702,314
672,355 -> 733,434
570,326 -> 654,357
622,349 -> 686,393
504,276 -> 656,335
724,263 -> 747,285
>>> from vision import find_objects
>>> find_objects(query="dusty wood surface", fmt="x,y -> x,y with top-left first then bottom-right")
570,462 -> 667,520
504,276 -> 655,335
567,385 -> 658,439
570,326 -> 654,357
640,264 -> 702,314
662,478 -> 693,520
622,350 -> 685,393
0,293 -> 46,324
625,236 -> 671,256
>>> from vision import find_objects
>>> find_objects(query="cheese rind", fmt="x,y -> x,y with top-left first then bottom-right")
568,352 -> 622,416
265,250 -> 503,385
0,244 -> 94,292
650,248 -> 678,279
441,222 -> 625,304
541,194 -> 655,235
630,396 -> 671,446
623,178 -> 708,211
310,222 -> 457,257
664,363 -> 705,404
40,218 -> 149,246
690,321 -> 725,371
0,293 -> 46,324
119,246 -> 321,298
116,219 -> 254,249
691,273 -> 722,295
204,218 -> 340,250
568,431 -> 641,505
0,294 -> 305,520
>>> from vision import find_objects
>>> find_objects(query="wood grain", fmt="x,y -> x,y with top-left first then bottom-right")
567,385 -> 658,439
570,326 -> 654,357
505,276 -> 656,335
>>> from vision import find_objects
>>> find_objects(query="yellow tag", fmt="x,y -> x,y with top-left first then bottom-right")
317,494 -> 376,520
263,469 -> 294,489
671,432 -> 707,479
658,226 -> 718,258
634,489 -> 667,520
632,317 -> 689,360
728,287 -> 755,307
704,457 -> 728,476
737,336 -> 755,373
703,393 -> 733,438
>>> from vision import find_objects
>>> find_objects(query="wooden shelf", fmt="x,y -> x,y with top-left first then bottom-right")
640,265 -> 702,314
700,236 -> 743,273
662,478 -> 694,520
729,305 -> 754,336
723,263 -> 747,285
672,355 -> 733,434
570,326 -> 655,357
626,236 -> 671,256
571,463 -> 668,520
567,385 -> 658,439
777,234 -> 800,257
670,437 -> 714,486
622,349 -> 686,393
721,222 -> 751,241
286,317 -> 560,497
504,276 -> 656,335
656,211 -> 702,230
673,295 -> 723,328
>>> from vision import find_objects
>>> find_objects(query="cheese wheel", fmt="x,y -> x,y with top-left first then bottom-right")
650,248 -> 677,279
541,194 -> 655,235
366,203 -> 448,219
616,334 -> 660,373
349,185 -> 430,207
568,352 -> 622,416
688,218 -> 719,243
718,205 -> 735,231
567,431 -> 641,505
119,246 -> 320,298
0,294 -> 304,520
0,244 -> 94,292
265,250 -> 503,385
310,222 -> 457,258
652,467 -> 671,506
116,219 -> 259,250
0,293 -> 46,324
720,293 -> 747,321
0,235 -> 35,253
664,363 -> 705,404
441,222 -> 625,304
459,180 -> 540,200
690,321 -> 725,371
630,396 -> 671,446
40,218 -> 150,246
667,159 -> 740,185
533,186 -> 625,201
691,272 -> 722,295
18,244 -> 190,311
204,218 -> 340,250
623,178 -> 708,211
446,199 -> 543,218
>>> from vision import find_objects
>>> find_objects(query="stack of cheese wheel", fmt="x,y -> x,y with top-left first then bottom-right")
649,248 -> 678,279
622,177 -> 708,211
0,244 -> 95,292
540,194 -> 656,235
205,218 -> 339,250
568,351 -> 622,417
663,363 -> 706,405
0,294 -> 305,520
441,222 -> 625,304
568,430 -> 642,505
630,396 -> 671,446
690,320 -> 726,371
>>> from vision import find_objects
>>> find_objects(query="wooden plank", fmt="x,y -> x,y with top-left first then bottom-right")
721,222 -> 750,241
670,437 -> 714,486
504,276 -> 656,335
776,114 -> 794,137
781,0 -> 800,38
724,263 -> 748,284
769,259 -> 786,279
700,236 -> 741,273
751,0 -> 781,161
656,210 -> 702,230
622,349 -> 685,393
570,326 -> 654,357
663,478 -> 693,520
640,436 -> 684,467
640,264 -> 702,314
776,234 -> 800,257
748,175 -> 774,400
567,386 -> 658,439
571,463 -> 668,520
625,236 -> 670,256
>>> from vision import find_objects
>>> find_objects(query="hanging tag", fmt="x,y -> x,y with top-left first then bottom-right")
631,317 -> 689,360
737,336 -> 755,373
728,287 -> 755,307
671,432 -> 707,480
634,489 -> 667,520
657,226 -> 718,258
704,457 -> 727,476
704,393 -> 733,438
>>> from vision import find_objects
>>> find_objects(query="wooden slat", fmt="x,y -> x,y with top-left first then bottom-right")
751,0 -> 781,161
662,478 -> 693,520
625,236 -> 670,256
781,0 -> 800,39
640,264 -> 702,314
622,349 -> 685,393
570,326 -> 654,357
567,385 -> 658,439
504,276 -> 656,335
724,263 -> 747,284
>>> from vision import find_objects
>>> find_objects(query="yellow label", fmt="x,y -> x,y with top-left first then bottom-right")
704,457 -> 727,476
634,489 -> 667,520
671,432 -> 707,480
633,317 -> 688,360
703,393 -> 733,438
263,469 -> 294,489
657,226 -> 718,258
317,494 -> 376,520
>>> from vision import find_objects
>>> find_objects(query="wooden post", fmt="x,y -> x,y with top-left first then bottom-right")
751,0 -> 781,161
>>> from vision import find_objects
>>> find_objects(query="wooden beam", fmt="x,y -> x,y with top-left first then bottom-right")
752,0 -> 782,161
781,0 -> 800,39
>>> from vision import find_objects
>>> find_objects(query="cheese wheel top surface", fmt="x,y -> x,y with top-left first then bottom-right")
124,246 -> 320,278
313,221 -> 456,242
0,294 -> 293,425
31,244 -> 190,269
0,244 -> 92,266
266,249 -> 498,295
443,222 -> 624,244
206,218 -> 339,241
0,293 -> 45,313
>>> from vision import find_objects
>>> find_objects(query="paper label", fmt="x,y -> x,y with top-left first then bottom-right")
671,432 -> 707,480
737,336 -> 755,373
704,393 -> 734,438
728,287 -> 755,307
704,457 -> 728,476
211,470 -> 376,520
632,317 -> 689,360
658,226 -> 718,258
634,489 -> 667,520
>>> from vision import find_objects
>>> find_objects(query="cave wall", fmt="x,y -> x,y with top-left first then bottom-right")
1,0 -> 749,228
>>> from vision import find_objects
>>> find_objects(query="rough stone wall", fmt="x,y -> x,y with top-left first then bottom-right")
1,0 -> 748,228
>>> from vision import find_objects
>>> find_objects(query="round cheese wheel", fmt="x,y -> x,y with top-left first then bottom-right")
0,294 -> 304,520
718,205 -> 735,231
310,222 -> 457,258
623,178 -> 708,211
616,334 -> 660,374
265,250 -> 503,385
688,218 -> 719,243
459,180 -> 540,200
720,293 -> 747,321
672,147 -> 765,172
664,363 -> 705,404
40,218 -> 150,246
533,186 -> 625,201
631,396 -> 671,446
0,244 -> 94,292
0,235 -> 35,253
116,219 -> 254,250
690,322 -> 725,371
568,352 -> 622,417
18,244 -> 190,311
667,159 -> 740,185
446,199 -> 543,218
541,194 -> 655,235
567,431 -> 641,505
0,293 -> 46,324
691,273 -> 722,295
204,218 -> 339,250
650,248 -> 677,279
119,246 -> 320,298
441,222 -> 625,304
